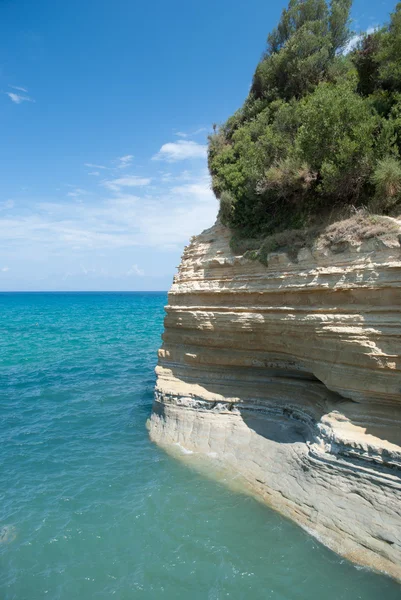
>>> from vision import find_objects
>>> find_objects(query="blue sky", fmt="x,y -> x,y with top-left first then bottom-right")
0,0 -> 397,291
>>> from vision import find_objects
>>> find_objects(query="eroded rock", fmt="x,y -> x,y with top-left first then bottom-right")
148,220 -> 401,581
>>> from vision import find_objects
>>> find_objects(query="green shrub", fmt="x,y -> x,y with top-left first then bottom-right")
261,157 -> 316,199
296,82 -> 376,200
218,191 -> 235,225
371,157 -> 401,208
378,3 -> 401,93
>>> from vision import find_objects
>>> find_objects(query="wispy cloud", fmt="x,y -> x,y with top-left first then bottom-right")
80,264 -> 98,276
9,85 -> 28,93
0,136 -> 217,289
116,155 -> 134,169
343,26 -> 378,55
127,264 -> 144,276
153,140 -> 207,162
84,163 -> 108,170
102,175 -> 151,192
0,171 -> 216,252
85,157 -> 134,173
88,171 -> 100,176
1,266 -> 10,272
160,170 -> 197,183
6,92 -> 35,104
67,188 -> 89,198
175,127 -> 208,138
0,200 -> 15,211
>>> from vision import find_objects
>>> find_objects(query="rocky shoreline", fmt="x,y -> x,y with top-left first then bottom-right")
148,220 -> 401,581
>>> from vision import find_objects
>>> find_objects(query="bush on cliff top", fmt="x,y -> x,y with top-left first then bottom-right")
208,0 -> 401,238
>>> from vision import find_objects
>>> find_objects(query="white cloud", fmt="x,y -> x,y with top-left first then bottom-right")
1,266 -> 10,272
88,171 -> 100,176
80,264 -> 97,275
160,170 -> 195,183
117,155 -> 134,169
0,171 -> 217,253
84,163 -> 107,170
128,172 -> 217,246
171,180 -> 215,201
6,92 -> 34,104
0,141 -> 218,289
67,188 -> 89,198
342,27 -> 378,55
9,85 -> 28,93
102,175 -> 151,192
175,127 -> 208,138
152,140 -> 207,162
342,34 -> 361,54
0,200 -> 14,210
127,264 -> 144,276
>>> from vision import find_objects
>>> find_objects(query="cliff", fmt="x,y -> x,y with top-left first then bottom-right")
148,220 -> 401,580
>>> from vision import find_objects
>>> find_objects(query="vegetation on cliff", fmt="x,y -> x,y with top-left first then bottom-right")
208,0 -> 401,239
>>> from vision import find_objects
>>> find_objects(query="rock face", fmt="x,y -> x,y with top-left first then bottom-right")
148,220 -> 401,580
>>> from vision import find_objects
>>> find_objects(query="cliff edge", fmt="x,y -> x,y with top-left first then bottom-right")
148,220 -> 401,580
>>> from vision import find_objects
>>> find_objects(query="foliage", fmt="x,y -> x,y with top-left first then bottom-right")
219,191 -> 235,225
208,0 -> 401,238
371,156 -> 401,208
296,82 -> 377,200
378,2 -> 401,93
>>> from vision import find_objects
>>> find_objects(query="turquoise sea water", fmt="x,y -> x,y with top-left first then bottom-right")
1,292 -> 400,600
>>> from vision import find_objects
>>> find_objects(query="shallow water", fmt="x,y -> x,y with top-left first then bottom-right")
0,292 -> 400,600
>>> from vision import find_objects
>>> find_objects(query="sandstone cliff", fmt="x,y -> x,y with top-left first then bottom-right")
148,220 -> 401,580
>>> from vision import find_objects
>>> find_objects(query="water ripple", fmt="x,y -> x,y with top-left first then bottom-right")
0,292 -> 400,600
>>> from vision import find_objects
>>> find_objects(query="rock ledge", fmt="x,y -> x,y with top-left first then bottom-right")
148,221 -> 401,580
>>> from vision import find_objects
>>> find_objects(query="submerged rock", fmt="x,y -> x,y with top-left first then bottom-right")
0,525 -> 17,544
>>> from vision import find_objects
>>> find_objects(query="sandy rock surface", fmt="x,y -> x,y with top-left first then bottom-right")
149,220 -> 401,580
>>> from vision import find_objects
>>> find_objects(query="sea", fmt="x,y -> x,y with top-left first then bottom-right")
1,292 -> 400,600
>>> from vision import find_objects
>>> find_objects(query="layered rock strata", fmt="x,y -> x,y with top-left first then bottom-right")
148,220 -> 401,580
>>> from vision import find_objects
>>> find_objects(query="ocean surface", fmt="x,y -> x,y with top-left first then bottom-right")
0,292 -> 400,600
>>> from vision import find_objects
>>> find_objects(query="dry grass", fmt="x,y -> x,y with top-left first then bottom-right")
232,210 -> 401,265
319,212 -> 400,247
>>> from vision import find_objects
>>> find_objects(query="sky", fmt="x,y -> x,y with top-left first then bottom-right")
0,0 -> 397,291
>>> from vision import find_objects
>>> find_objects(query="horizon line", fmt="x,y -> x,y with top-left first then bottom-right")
0,290 -> 168,293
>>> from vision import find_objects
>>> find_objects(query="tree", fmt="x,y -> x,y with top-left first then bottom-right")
329,0 -> 353,55
297,82 -> 376,199
208,0 -> 401,237
378,2 -> 401,93
251,0 -> 352,101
